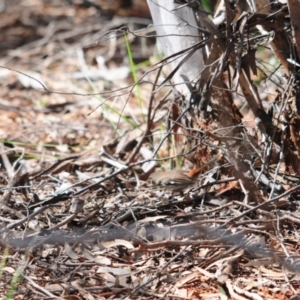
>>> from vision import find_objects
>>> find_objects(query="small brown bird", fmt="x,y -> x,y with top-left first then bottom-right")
149,169 -> 198,193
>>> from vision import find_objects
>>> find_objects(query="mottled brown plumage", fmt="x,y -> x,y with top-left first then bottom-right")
149,170 -> 197,192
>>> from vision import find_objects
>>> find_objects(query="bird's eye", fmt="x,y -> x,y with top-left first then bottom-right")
167,181 -> 176,186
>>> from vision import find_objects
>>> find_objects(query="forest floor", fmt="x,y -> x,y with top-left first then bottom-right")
0,1 -> 300,299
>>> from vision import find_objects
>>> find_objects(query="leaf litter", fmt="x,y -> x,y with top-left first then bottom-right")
0,0 -> 300,299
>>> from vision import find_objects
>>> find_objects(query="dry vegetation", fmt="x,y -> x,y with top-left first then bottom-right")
1,0 -> 300,299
